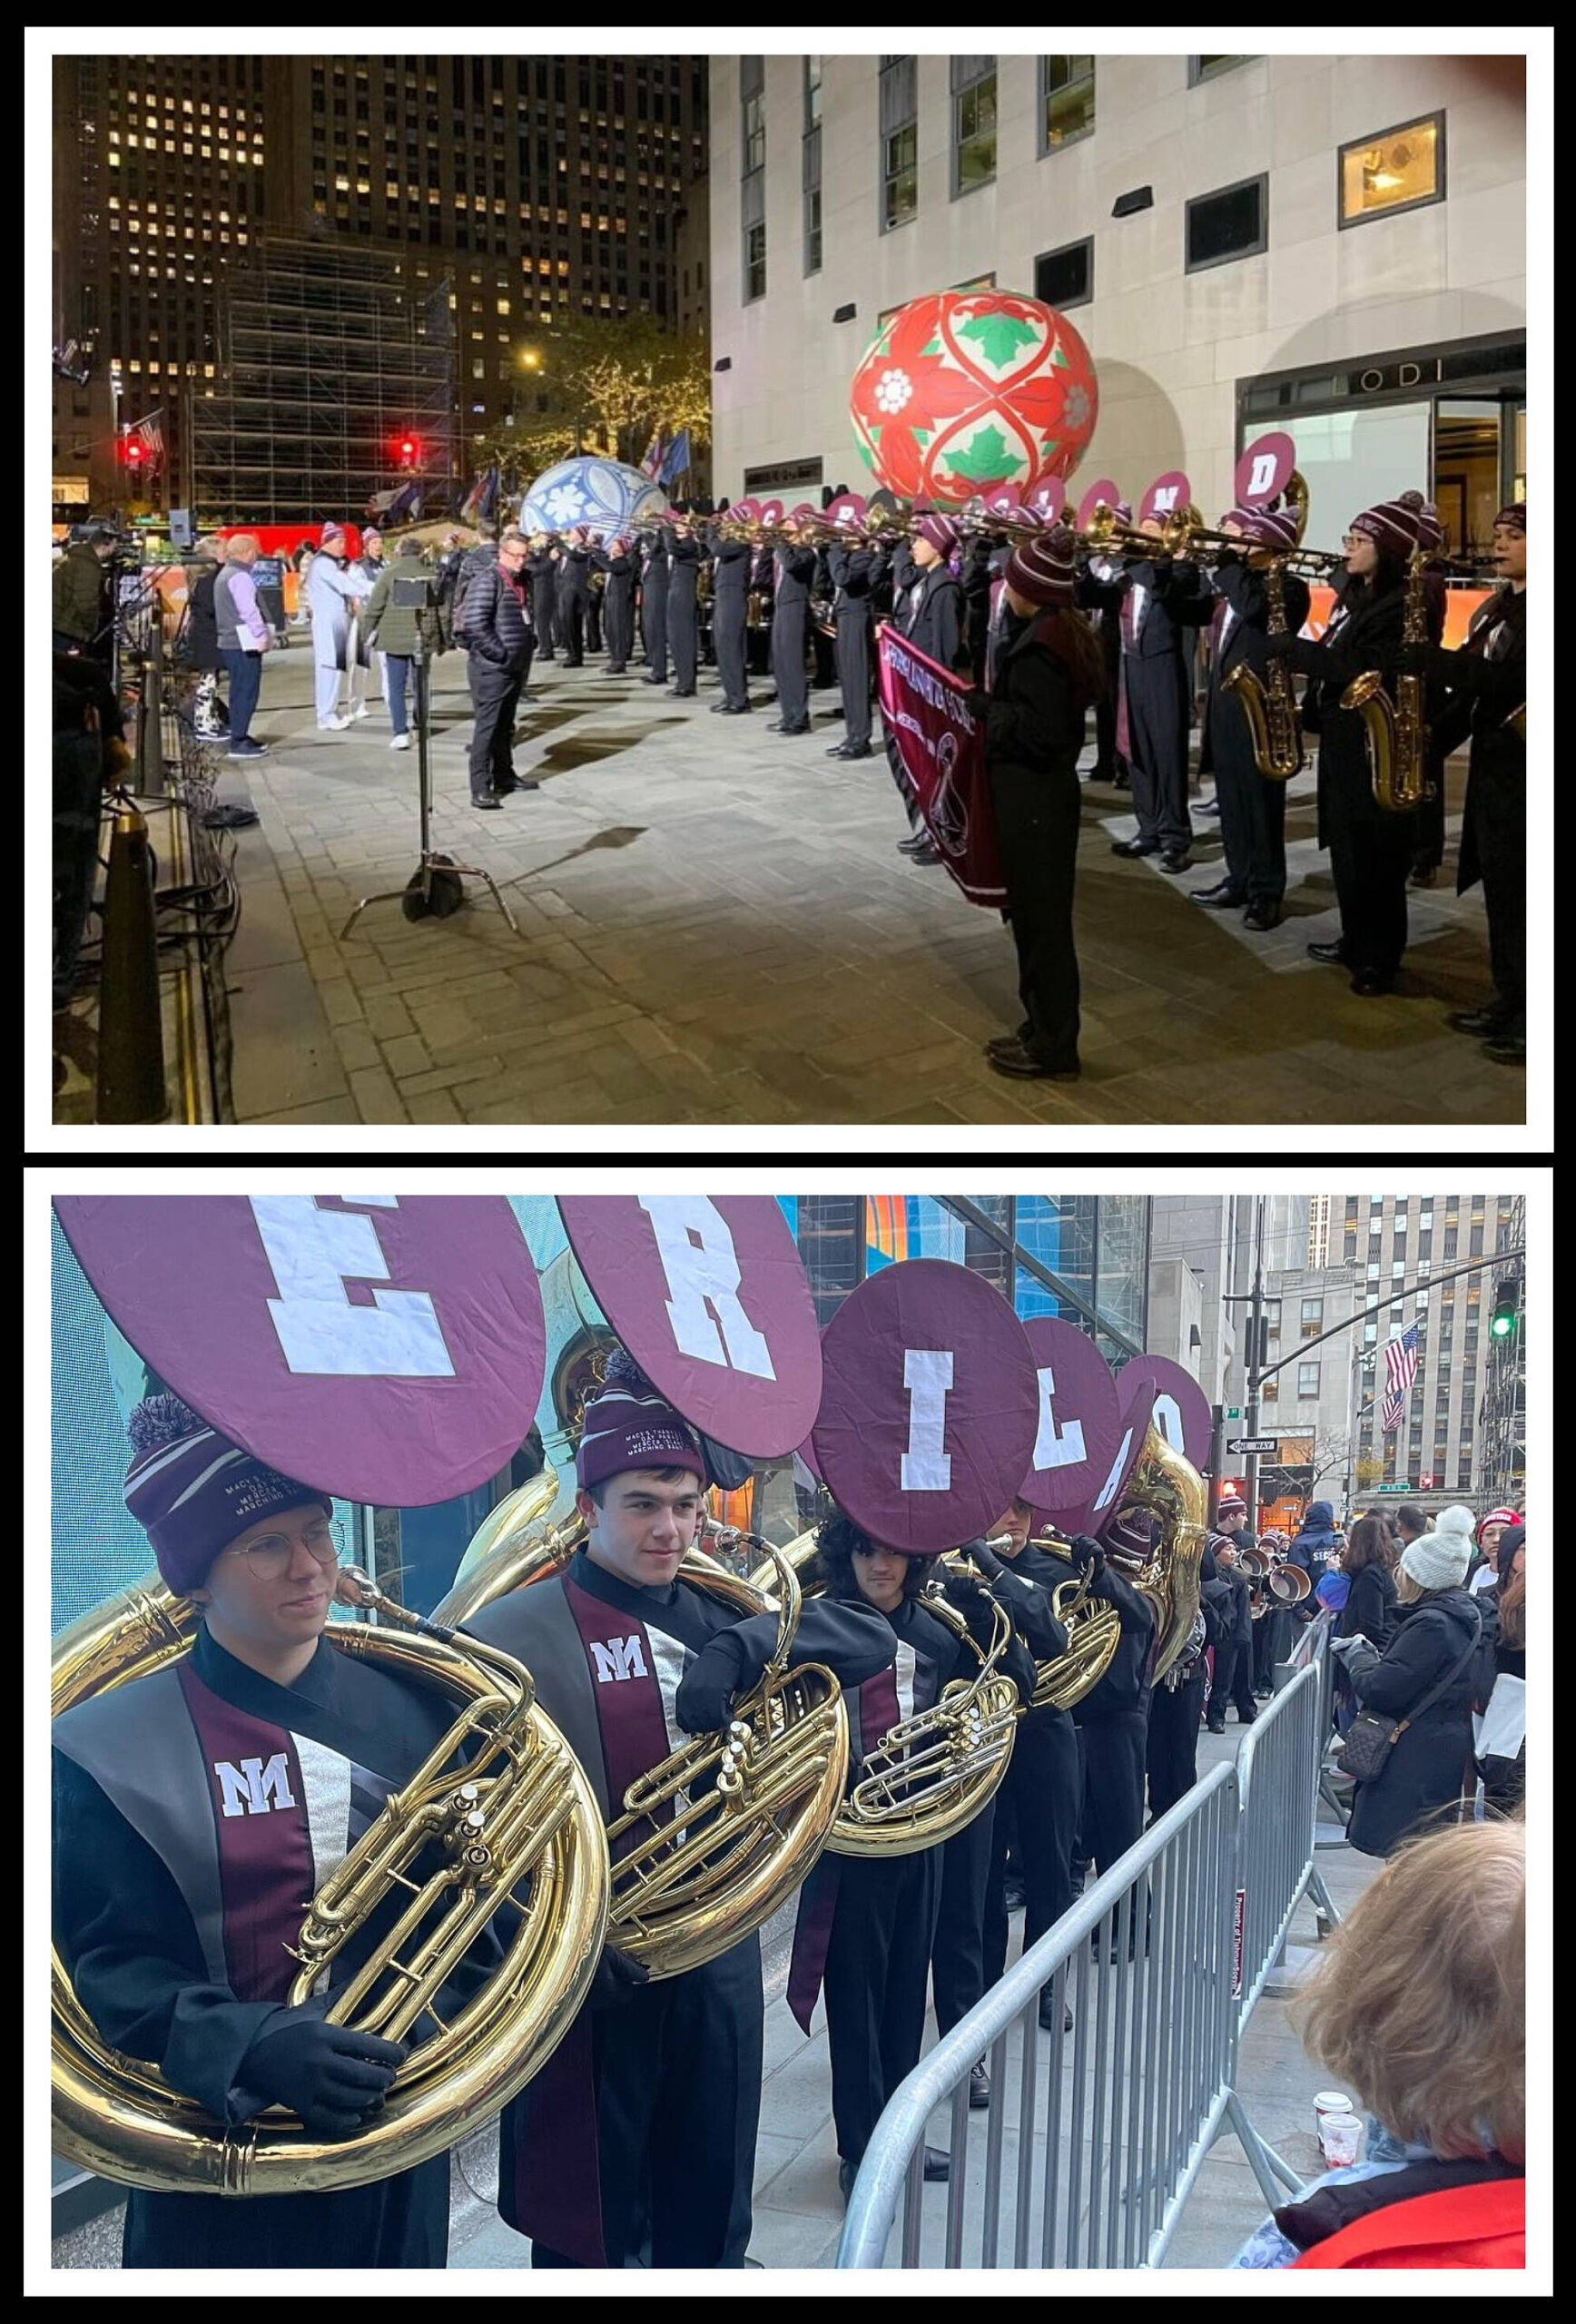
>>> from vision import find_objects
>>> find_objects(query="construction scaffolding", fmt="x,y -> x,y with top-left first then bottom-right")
190,232 -> 454,526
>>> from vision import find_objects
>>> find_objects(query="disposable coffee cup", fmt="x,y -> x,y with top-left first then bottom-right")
1319,2112 -> 1364,2167
1314,2088 -> 1354,2126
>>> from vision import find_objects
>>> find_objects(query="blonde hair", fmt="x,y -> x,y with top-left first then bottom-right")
1292,1819 -> 1524,2163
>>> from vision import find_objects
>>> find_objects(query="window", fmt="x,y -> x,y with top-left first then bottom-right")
1040,54 -> 1094,150
1186,174 -> 1268,271
1339,112 -> 1445,229
881,56 -> 918,231
803,59 -> 822,274
1190,55 -> 1254,84
740,57 -> 765,300
1262,1380 -> 1278,1403
1300,1297 -> 1325,1334
1034,236 -> 1092,310
1296,1362 -> 1321,1401
951,56 -> 997,196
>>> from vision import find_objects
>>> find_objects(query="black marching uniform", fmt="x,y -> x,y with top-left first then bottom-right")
1280,576 -> 1415,984
789,1583 -> 1034,2174
1080,556 -> 1205,857
1428,582 -> 1527,1040
826,541 -> 885,753
1147,1544 -> 1234,1823
1203,1543 -> 1257,1727
883,546 -> 968,831
52,1625 -> 502,2269
983,607 -> 1093,1074
599,546 -> 636,674
1086,556 -> 1127,782
976,1547 -> 1082,2006
710,534 -> 754,711
961,538 -> 996,690
527,547 -> 559,657
665,530 -> 702,694
746,546 -> 774,677
556,541 -> 593,666
639,533 -> 670,683
1072,1561 -> 1157,1885
467,1549 -> 891,2269
769,540 -> 816,732
1195,558 -> 1311,911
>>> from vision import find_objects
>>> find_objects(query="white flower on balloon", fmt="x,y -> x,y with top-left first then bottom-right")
545,484 -> 586,524
1063,384 -> 1091,430
873,368 -> 912,416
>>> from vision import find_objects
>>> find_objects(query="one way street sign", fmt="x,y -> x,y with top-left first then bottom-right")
1227,1435 -> 1280,1455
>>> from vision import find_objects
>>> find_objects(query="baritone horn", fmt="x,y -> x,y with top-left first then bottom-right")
1098,1418 -> 1207,1681
944,1531 -> 1121,1709
52,1554 -> 609,2198
435,1472 -> 850,1978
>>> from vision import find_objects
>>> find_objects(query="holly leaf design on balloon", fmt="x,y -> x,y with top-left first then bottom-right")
957,310 -> 1040,372
942,424 -> 1018,486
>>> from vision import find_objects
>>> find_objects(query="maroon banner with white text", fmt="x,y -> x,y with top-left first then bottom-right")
875,624 -> 1006,908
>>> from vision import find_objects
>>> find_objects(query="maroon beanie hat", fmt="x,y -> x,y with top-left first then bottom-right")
123,1394 -> 332,1596
1494,503 -> 1527,532
1005,523 -> 1079,606
1349,488 -> 1427,556
1224,507 -> 1299,553
918,514 -> 960,557
576,1347 -> 706,1493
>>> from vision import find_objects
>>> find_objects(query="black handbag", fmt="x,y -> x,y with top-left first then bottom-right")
1339,1610 -> 1482,1784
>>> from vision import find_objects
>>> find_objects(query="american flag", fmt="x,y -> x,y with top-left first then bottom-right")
1379,1324 -> 1421,1433
127,409 -> 164,461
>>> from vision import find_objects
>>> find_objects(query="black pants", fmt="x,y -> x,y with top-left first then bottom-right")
1471,769 -> 1526,1029
1412,742 -> 1447,870
823,1847 -> 942,2167
558,591 -> 586,665
983,1707 -> 1079,1988
123,2157 -> 449,2269
931,1799 -> 996,2035
988,751 -> 1081,1068
833,614 -> 873,747
1125,657 -> 1192,851
771,605 -> 808,725
1253,1606 -> 1292,1690
586,590 -> 604,654
1214,718 -> 1287,903
1076,1709 -> 1148,1878
714,596 -> 749,707
812,620 -> 836,692
1146,1666 -> 1207,1824
605,584 -> 634,672
1093,681 -> 1124,779
669,595 -> 698,691
526,1934 -> 763,2269
530,579 -> 557,655
468,652 -> 527,800
1206,1639 -> 1256,1724
643,585 -> 668,682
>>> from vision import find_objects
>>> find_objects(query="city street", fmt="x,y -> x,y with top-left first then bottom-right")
171,646 -> 1519,1129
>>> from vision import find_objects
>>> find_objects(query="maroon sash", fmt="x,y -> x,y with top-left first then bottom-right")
175,1659 -> 314,2004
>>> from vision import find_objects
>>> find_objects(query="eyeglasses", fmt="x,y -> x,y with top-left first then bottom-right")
221,1518 -> 341,1581
1342,533 -> 1364,549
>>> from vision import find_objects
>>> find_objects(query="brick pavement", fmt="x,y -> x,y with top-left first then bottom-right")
215,643 -> 1522,1128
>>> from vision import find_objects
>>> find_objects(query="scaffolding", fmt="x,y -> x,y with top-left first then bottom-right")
190,233 -> 454,526
1474,1193 -> 1526,1507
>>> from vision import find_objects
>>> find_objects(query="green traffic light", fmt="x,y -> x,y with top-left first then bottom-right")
1490,1312 -> 1514,1338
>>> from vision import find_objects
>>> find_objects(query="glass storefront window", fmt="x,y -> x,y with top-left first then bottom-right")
1096,1195 -> 1148,1346
1016,1193 -> 1096,1317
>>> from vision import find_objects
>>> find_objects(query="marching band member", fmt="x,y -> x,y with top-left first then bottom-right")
1202,1498 -> 1258,1731
1073,1520 -> 1157,1893
1148,1535 -> 1236,1817
1187,507 -> 1309,931
746,537 -> 775,679
708,520 -> 754,714
1266,491 -> 1429,997
1404,502 -> 1527,1063
888,514 -> 968,862
786,1512 -> 1036,2202
598,535 -> 635,675
979,527 -> 1106,1081
53,1398 -> 495,2269
526,535 -> 559,660
555,527 -> 593,667
638,526 -> 671,684
1086,508 -> 1130,785
465,1354 -> 892,2270
1083,518 -> 1206,873
767,518 -> 817,736
825,528 -> 885,761
665,513 -> 702,696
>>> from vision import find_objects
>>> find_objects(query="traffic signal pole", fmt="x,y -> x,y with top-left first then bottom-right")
1244,1196 -> 1266,1535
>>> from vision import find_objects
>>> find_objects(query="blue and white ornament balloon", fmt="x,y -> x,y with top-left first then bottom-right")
520,456 -> 668,540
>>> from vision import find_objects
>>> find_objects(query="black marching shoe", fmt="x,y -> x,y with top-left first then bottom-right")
897,832 -> 931,855
472,793 -> 503,811
669,686 -> 696,697
1306,940 -> 1347,965
1038,1992 -> 1074,2034
1189,881 -> 1246,909
838,2160 -> 858,2206
1243,901 -> 1285,931
826,742 -> 853,758
1482,1029 -> 1526,1064
969,2063 -> 991,2110
1158,849 -> 1193,874
1207,1717 -> 1226,1734
777,721 -> 812,735
988,1038 -> 1080,1082
1110,836 -> 1159,858
842,743 -> 873,758
922,2147 -> 951,2183
1196,795 -> 1222,818
1447,1004 -> 1506,1037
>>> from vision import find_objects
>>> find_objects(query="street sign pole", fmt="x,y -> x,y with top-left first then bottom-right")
1208,1403 -> 1225,1528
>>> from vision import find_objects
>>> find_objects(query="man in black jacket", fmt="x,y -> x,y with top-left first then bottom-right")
767,521 -> 816,734
708,524 -> 754,713
1187,508 -> 1310,931
1081,522 -> 1207,874
1202,1501 -> 1258,1730
825,532 -> 885,759
464,528 -> 538,808
555,528 -> 593,666
597,535 -> 636,674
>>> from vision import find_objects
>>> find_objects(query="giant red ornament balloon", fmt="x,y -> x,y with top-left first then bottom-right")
850,290 -> 1098,508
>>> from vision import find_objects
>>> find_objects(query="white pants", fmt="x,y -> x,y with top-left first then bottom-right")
314,662 -> 343,722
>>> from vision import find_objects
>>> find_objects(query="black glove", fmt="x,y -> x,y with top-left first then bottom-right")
586,1943 -> 652,2013
941,1571 -> 996,1619
674,1629 -> 747,1735
960,1537 -> 1005,1581
240,2000 -> 408,2140
1068,1533 -> 1105,1580
1398,639 -> 1446,678
1262,631 -> 1295,659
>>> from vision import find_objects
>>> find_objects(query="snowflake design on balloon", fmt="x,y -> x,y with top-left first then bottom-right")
544,483 -> 587,525
873,367 -> 913,415
1063,383 -> 1091,430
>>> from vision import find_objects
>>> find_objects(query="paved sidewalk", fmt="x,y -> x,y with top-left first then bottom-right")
211,644 -> 1521,1128
448,1717 -> 1374,2272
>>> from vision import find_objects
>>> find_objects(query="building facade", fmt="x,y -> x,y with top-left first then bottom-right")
1146,1195 -> 1309,1412
707,53 -> 1525,546
53,53 -> 707,510
1473,1193 -> 1526,1509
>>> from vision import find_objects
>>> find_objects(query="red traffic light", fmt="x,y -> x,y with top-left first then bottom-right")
125,440 -> 143,464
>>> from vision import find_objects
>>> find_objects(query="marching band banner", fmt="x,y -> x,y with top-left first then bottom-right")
875,625 -> 1006,909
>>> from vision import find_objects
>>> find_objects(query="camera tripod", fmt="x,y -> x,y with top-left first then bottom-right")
340,650 -> 521,939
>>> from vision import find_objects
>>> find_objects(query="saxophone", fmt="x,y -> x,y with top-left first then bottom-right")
1341,544 -> 1437,812
1222,552 -> 1305,780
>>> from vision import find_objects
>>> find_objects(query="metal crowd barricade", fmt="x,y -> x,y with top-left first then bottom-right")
840,1628 -> 1346,2269
837,1763 -> 1242,2270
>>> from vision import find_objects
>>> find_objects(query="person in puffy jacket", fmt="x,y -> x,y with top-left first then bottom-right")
1285,1499 -> 1345,1610
1231,1818 -> 1523,2270
1330,1521 -> 1485,1859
